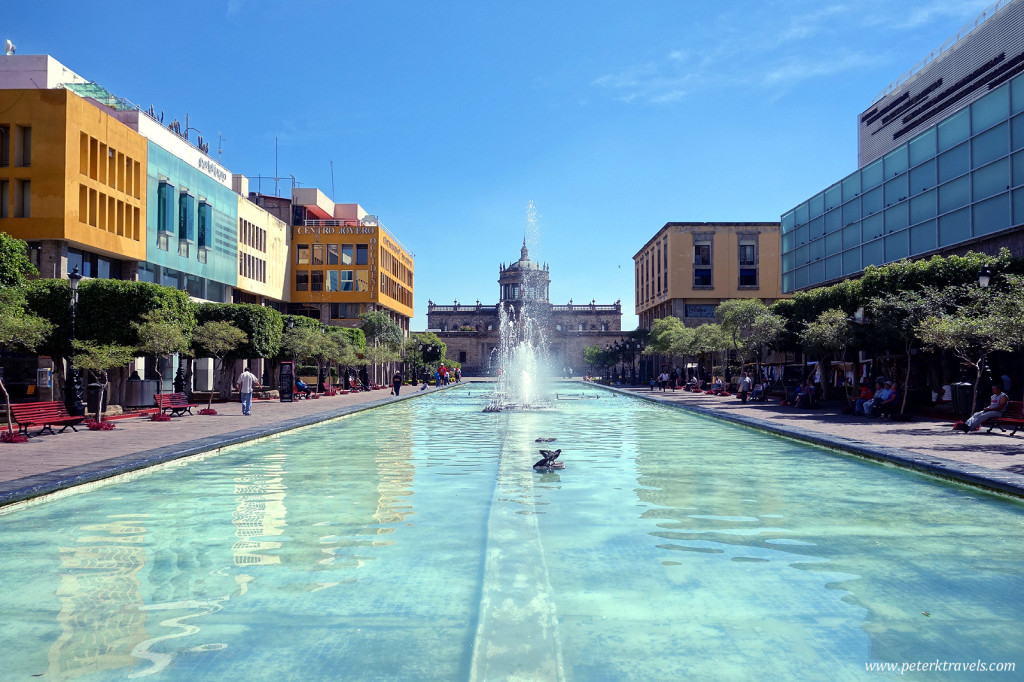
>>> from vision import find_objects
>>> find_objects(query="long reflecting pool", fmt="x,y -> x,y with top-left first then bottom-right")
2,384 -> 1023,680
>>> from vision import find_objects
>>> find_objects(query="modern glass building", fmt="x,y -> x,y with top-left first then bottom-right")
781,0 -> 1024,292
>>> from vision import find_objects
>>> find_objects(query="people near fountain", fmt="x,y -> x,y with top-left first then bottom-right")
392,371 -> 403,396
237,366 -> 261,416
658,370 -> 669,391
650,376 -> 656,391
359,365 -> 370,391
853,382 -> 874,415
455,367 -> 462,383
864,380 -> 890,416
712,377 -> 723,392
738,372 -> 752,403
434,367 -> 441,387
584,374 -> 592,382
750,382 -> 765,401
669,368 -> 679,391
567,367 -> 573,379
294,378 -> 312,399
439,365 -> 449,386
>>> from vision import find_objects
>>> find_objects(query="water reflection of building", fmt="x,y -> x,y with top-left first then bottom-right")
426,241 -> 624,375
232,455 -> 288,566
48,515 -> 149,678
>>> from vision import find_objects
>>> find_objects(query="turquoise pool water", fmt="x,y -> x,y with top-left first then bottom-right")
1,384 -> 1022,680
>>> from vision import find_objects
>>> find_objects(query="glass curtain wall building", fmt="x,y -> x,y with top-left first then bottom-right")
781,0 -> 1024,292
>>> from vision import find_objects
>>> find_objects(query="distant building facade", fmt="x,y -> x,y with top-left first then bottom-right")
782,0 -> 1024,292
426,241 -> 623,375
634,222 -> 787,330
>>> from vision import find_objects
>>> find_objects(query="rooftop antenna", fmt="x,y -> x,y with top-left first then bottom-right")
274,135 -> 278,197
217,131 -> 223,161
4,39 -> 15,55
330,160 -> 335,198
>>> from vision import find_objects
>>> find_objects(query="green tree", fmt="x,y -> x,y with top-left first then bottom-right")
133,307 -> 191,384
71,340 -> 136,423
0,288 -> 53,434
0,232 -> 37,288
716,299 -> 786,379
800,309 -> 852,398
191,320 -> 248,409
360,311 -> 404,384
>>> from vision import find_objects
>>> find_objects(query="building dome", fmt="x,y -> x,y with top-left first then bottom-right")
499,239 -> 549,302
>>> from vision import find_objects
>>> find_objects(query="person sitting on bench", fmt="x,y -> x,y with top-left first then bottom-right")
955,383 -> 1008,432
295,378 -> 312,398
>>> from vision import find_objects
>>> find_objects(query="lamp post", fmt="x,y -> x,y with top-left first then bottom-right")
978,265 -> 993,289
65,266 -> 85,416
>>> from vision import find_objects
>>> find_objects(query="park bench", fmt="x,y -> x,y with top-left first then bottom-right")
987,401 -> 1024,436
10,401 -> 85,436
154,392 -> 199,417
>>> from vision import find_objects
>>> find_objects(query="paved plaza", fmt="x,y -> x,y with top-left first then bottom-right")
2,379 -> 1024,508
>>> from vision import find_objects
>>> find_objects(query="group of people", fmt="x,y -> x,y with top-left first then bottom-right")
851,379 -> 901,417
432,364 -> 461,387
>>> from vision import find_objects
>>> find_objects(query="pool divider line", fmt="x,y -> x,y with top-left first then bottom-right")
601,385 -> 1024,501
0,386 -> 457,512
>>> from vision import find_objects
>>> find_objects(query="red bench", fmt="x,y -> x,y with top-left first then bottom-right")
988,401 -> 1024,436
154,392 -> 199,417
10,401 -> 85,436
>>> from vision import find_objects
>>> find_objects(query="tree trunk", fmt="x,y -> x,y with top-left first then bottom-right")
1,378 -> 13,434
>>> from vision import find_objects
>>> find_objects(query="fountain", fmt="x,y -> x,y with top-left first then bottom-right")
484,202 -> 554,412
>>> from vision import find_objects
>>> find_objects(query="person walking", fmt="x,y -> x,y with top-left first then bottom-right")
392,371 -> 403,396
237,366 -> 261,416
738,372 -> 752,404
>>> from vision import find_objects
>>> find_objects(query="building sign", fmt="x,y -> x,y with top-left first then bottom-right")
296,226 -> 376,236
197,158 -> 228,183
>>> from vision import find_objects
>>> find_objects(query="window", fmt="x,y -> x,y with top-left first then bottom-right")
341,244 -> 353,265
312,244 -> 324,266
355,270 -> 369,291
197,202 -> 212,249
157,233 -> 169,251
356,244 -> 368,265
331,303 -> 360,319
15,126 -> 30,167
157,182 -> 174,233
14,179 -> 29,217
0,125 -> 9,166
178,193 -> 194,242
296,244 -> 310,264
739,235 -> 760,287
296,270 -> 309,291
327,270 -> 338,291
0,180 -> 7,218
327,244 -> 339,265
339,270 -> 354,291
685,304 -> 716,318
694,237 -> 712,287
311,271 -> 324,292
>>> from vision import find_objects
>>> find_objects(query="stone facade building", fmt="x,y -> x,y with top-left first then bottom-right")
425,241 -> 624,376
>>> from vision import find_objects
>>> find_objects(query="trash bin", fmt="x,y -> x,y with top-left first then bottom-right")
125,377 -> 159,407
951,382 -> 974,421
86,382 -> 107,416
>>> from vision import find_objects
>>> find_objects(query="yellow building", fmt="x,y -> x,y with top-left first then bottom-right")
0,87 -> 147,278
232,174 -> 288,307
634,222 -> 787,329
288,189 -> 414,331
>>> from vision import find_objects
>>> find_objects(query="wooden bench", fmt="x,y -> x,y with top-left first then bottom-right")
10,401 -> 85,436
988,401 -> 1024,436
154,392 -> 199,417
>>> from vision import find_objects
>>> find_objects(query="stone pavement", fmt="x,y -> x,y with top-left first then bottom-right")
611,384 -> 1024,498
3,379 -> 1024,508
0,383 -> 443,507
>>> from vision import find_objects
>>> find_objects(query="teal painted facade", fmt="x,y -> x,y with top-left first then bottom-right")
140,141 -> 238,301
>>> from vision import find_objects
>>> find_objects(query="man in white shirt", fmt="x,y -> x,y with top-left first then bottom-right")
237,366 -> 261,416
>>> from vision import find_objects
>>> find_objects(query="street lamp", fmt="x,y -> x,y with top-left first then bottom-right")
318,324 -> 328,392
978,265 -> 993,288
65,266 -> 85,416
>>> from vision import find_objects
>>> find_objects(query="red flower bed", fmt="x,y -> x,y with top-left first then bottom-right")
198,408 -> 218,415
323,389 -> 338,397
86,420 -> 116,431
1,431 -> 29,443
151,413 -> 172,422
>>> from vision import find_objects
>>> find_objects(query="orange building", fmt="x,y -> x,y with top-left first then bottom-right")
288,189 -> 413,332
0,87 -> 147,279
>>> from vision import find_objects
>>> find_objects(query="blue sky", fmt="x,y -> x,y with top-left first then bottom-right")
8,0 -> 996,329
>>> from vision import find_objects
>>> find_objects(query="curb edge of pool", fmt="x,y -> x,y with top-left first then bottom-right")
0,386 -> 454,510
603,384 -> 1024,501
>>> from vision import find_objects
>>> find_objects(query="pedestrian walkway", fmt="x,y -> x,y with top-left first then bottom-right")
612,384 -> 1024,499
0,383 -> 443,508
